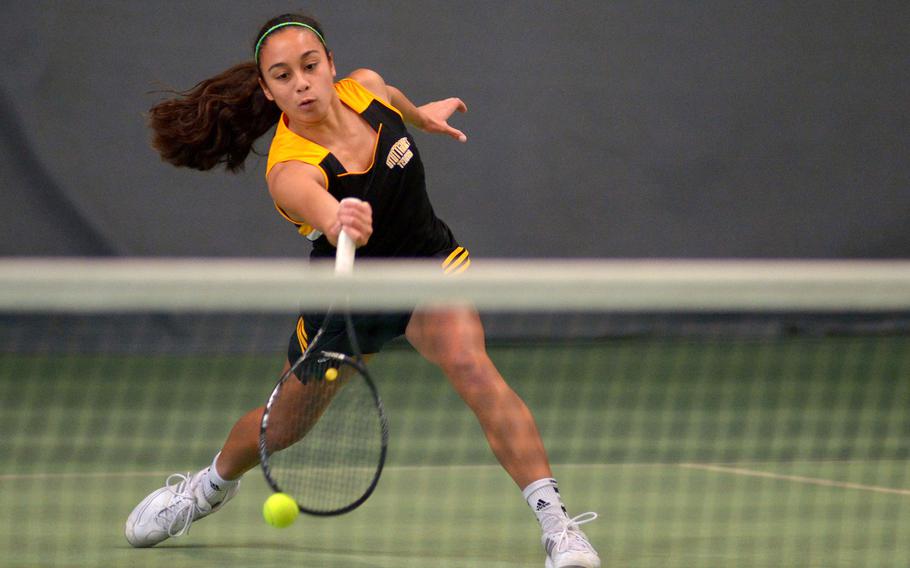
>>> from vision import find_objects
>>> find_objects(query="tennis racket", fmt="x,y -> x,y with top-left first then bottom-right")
259,209 -> 389,516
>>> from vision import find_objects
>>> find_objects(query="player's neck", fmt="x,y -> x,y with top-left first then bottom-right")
289,99 -> 362,148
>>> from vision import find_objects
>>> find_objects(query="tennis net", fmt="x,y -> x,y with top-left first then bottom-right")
0,259 -> 908,568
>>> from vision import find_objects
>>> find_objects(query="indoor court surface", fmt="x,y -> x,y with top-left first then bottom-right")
2,336 -> 908,567
2,3 -> 908,567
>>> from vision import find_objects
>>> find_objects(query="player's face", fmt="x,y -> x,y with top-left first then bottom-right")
258,29 -> 336,123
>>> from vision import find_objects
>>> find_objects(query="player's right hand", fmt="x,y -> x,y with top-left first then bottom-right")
334,197 -> 372,247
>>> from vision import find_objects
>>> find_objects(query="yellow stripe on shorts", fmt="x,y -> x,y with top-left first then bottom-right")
450,257 -> 471,274
443,248 -> 471,275
441,246 -> 464,268
296,317 -> 308,351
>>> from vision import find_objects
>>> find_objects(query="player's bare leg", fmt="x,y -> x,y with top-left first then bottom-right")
125,359 -> 355,548
406,307 -> 600,568
217,360 -> 358,479
406,306 -> 551,485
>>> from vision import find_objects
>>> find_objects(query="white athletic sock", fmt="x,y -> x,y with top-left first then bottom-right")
202,452 -> 239,504
522,477 -> 570,532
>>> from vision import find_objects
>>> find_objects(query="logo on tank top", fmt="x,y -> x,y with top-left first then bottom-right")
386,137 -> 413,169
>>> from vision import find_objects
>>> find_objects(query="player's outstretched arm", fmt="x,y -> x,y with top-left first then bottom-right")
268,161 -> 373,247
348,68 -> 468,143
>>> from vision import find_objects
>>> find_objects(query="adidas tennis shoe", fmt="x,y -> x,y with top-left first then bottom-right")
542,512 -> 601,568
125,468 -> 239,547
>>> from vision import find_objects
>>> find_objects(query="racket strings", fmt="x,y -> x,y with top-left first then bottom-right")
264,363 -> 384,513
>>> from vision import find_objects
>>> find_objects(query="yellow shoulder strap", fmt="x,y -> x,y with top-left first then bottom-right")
264,114 -> 329,239
265,115 -> 330,179
336,78 -> 403,119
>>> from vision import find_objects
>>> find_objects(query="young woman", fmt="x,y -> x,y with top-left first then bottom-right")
125,13 -> 599,568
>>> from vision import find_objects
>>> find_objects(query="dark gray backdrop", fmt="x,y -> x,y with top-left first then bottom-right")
2,1 -> 907,258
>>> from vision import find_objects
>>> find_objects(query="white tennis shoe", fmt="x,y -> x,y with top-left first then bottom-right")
125,468 -> 239,547
542,512 -> 601,568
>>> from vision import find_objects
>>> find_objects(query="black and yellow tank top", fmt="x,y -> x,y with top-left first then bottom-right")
265,78 -> 458,259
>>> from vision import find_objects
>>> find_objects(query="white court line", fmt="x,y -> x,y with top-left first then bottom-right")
0,464 -> 617,481
2,460 -> 908,484
679,463 -> 910,496
0,471 -> 176,481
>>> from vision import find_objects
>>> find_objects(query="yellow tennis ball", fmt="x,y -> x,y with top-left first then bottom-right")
263,492 -> 299,528
325,367 -> 339,381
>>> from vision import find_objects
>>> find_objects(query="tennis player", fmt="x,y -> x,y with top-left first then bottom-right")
125,13 -> 599,567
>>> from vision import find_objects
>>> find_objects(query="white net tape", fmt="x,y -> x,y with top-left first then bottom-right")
0,259 -> 908,312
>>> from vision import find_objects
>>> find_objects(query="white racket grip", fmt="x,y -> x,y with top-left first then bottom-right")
335,230 -> 355,275
335,197 -> 361,275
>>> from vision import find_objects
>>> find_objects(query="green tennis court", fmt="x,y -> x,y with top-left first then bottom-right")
1,336 -> 908,567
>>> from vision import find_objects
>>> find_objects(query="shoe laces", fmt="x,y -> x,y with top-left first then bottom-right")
546,512 -> 599,555
157,472 -> 202,538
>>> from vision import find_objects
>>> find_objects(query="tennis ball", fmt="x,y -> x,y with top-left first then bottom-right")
324,367 -> 339,381
263,492 -> 299,528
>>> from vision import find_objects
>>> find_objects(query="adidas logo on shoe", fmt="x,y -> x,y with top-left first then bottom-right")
535,499 -> 551,511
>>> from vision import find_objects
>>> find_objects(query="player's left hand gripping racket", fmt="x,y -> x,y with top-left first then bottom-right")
259,209 -> 389,516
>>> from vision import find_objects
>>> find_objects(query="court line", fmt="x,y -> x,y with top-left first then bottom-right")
1,460 -> 907,481
0,471 -> 177,481
679,463 -> 910,496
0,464 -> 625,481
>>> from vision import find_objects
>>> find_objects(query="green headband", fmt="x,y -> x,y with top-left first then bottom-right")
254,22 -> 326,64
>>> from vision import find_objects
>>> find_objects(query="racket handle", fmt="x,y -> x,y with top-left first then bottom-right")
336,230 -> 355,274
335,197 -> 360,275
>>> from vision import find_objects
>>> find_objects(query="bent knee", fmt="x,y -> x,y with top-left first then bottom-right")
439,348 -> 483,377
440,350 -> 505,398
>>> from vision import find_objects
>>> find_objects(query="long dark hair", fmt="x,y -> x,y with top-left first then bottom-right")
148,14 -> 327,172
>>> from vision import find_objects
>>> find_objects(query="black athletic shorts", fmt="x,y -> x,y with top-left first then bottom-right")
286,246 -> 471,379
